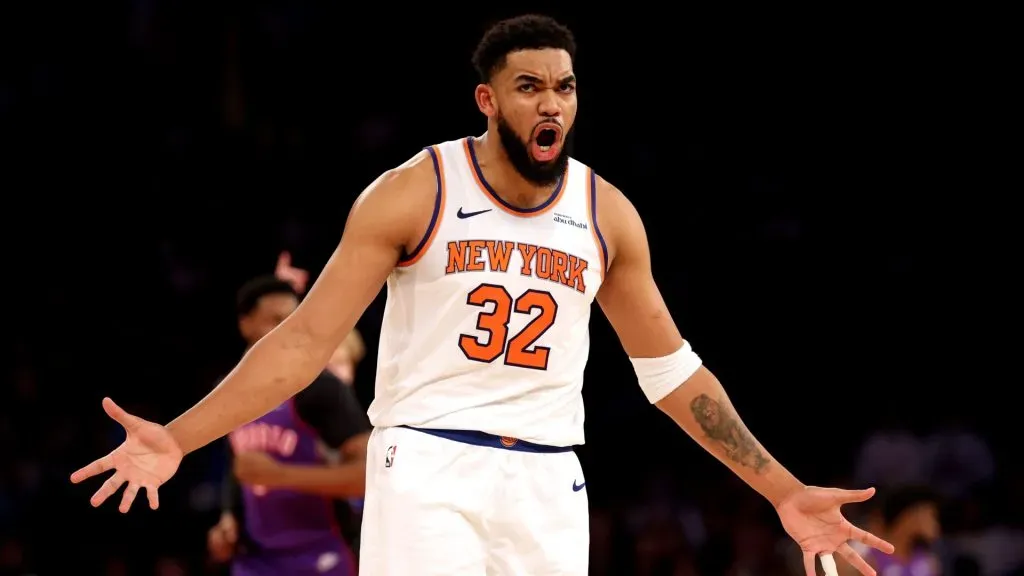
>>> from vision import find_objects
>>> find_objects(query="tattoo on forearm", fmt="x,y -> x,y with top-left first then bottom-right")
690,393 -> 770,473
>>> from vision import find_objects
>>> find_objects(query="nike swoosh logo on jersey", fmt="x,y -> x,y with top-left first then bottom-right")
572,480 -> 586,492
457,207 -> 492,219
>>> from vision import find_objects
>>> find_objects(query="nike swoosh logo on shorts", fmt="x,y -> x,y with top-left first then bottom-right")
572,480 -> 586,492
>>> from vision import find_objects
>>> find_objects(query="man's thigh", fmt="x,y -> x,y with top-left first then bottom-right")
359,426 -> 491,576
486,449 -> 590,576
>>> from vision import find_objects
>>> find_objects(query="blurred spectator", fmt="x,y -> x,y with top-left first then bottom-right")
842,486 -> 941,576
853,428 -> 928,490
0,538 -> 27,576
633,515 -> 698,576
923,415 -> 995,500
627,473 -> 701,576
154,556 -> 188,576
946,519 -> 1024,576
724,501 -> 790,576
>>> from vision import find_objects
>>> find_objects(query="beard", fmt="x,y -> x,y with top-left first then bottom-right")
496,113 -> 570,187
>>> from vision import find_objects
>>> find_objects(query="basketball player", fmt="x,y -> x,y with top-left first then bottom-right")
207,276 -> 369,576
839,487 -> 941,576
321,330 -> 364,388
72,15 -> 895,576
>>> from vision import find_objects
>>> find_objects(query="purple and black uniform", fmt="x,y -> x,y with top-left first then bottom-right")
868,548 -> 939,576
222,371 -> 369,576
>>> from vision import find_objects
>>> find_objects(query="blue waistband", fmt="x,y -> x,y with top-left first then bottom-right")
399,425 -> 573,454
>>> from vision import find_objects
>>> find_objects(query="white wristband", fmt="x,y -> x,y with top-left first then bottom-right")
629,341 -> 703,404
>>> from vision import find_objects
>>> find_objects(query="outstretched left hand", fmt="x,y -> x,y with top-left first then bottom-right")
776,486 -> 895,576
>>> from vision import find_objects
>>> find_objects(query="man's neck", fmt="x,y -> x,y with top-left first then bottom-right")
474,131 -> 558,209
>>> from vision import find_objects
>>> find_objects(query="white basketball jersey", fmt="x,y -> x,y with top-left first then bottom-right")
366,137 -> 608,447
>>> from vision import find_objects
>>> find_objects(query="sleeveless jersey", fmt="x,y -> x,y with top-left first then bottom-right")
366,136 -> 608,447
228,398 -> 346,554
869,548 -> 938,576
849,542 -> 939,576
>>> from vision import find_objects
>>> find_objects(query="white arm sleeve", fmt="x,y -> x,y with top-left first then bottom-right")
629,341 -> 703,404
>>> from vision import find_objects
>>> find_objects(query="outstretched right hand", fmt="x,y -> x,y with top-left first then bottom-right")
70,397 -> 183,513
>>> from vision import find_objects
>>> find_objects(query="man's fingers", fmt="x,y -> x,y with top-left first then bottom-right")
119,482 -> 140,513
850,523 -> 895,554
102,397 -> 142,431
146,484 -> 160,510
803,552 -> 817,576
837,543 -> 876,576
277,251 -> 291,268
91,471 -> 125,507
71,454 -> 113,484
831,486 -> 875,505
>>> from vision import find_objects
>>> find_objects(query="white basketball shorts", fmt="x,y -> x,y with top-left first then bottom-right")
358,425 -> 589,575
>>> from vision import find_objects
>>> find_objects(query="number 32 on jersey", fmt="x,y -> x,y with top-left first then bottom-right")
458,283 -> 558,371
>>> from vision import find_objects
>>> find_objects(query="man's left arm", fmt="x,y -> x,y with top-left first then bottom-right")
593,177 -> 895,576
593,178 -> 802,506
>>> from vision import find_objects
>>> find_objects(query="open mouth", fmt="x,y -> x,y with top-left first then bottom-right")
536,128 -> 558,151
531,124 -> 562,160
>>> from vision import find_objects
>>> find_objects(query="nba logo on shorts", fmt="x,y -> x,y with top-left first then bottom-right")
384,445 -> 397,468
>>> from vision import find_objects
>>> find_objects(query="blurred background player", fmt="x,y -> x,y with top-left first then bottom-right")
840,486 -> 941,576
326,330 -> 365,387
206,275 -> 371,576
275,250 -> 367,387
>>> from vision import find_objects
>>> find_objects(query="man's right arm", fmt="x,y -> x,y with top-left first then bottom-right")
166,151 -> 439,455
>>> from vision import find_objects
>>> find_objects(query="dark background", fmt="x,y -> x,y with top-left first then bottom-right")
2,3 -> 1018,575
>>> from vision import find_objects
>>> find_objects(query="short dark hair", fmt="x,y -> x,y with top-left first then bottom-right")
879,486 -> 940,525
236,275 -> 298,317
471,15 -> 576,83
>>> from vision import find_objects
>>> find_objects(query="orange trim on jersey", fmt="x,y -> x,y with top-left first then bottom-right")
461,137 -> 566,218
586,167 -> 609,280
398,145 -> 446,267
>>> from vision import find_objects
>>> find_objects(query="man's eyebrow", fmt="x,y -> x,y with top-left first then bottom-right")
512,74 -> 576,84
514,74 -> 542,83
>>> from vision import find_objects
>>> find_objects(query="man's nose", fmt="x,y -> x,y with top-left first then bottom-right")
538,91 -> 561,117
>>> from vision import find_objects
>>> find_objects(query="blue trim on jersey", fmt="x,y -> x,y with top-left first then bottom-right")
466,137 -> 564,214
590,169 -> 609,270
399,425 -> 573,453
399,146 -> 443,264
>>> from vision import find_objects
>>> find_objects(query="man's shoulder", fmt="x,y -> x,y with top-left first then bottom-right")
356,146 -> 440,212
